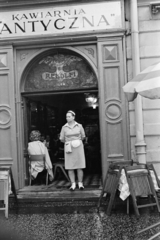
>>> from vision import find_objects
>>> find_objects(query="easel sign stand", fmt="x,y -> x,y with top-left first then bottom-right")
137,221 -> 160,240
0,166 -> 17,219
0,167 -> 10,218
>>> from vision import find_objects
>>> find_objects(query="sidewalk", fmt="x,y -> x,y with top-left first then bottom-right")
1,199 -> 160,240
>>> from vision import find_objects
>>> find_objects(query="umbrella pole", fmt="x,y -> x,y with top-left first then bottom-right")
130,0 -> 146,163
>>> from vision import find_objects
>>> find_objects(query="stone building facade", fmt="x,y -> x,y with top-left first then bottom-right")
0,0 -> 160,194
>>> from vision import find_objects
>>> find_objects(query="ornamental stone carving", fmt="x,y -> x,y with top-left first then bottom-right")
85,48 -> 95,58
0,105 -> 11,129
0,54 -> 7,68
20,53 -> 28,61
105,99 -> 122,124
104,45 -> 118,61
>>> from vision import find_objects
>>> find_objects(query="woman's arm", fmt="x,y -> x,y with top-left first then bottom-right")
80,124 -> 86,140
59,126 -> 65,143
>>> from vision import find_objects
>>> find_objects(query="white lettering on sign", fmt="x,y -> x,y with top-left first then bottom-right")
0,2 -> 122,38
42,70 -> 78,81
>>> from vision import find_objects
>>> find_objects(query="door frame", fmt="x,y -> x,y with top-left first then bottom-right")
17,45 -> 100,188
22,88 -> 100,184
15,33 -> 129,189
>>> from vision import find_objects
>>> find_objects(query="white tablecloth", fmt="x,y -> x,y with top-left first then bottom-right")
118,169 -> 160,201
118,169 -> 130,200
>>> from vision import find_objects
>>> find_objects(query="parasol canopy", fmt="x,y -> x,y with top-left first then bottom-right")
123,61 -> 160,101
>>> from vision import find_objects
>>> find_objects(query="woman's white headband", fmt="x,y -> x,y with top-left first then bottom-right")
68,110 -> 75,116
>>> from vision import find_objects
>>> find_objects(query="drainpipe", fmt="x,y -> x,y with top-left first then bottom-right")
130,0 -> 146,164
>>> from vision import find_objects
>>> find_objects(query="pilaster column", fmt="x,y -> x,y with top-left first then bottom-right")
130,0 -> 146,163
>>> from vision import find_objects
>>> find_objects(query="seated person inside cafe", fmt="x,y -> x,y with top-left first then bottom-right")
52,133 -> 61,155
45,135 -> 51,149
28,130 -> 54,185
40,133 -> 54,161
40,134 -> 51,149
40,134 -> 46,144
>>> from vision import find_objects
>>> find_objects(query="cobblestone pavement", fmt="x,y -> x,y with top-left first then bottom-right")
0,203 -> 160,240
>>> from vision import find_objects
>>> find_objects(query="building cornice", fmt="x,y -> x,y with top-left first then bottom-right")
0,29 -> 126,47
0,0 -> 113,9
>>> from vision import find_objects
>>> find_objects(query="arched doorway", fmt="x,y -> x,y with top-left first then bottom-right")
21,48 -> 102,188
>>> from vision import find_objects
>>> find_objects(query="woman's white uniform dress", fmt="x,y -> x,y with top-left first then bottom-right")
60,122 -> 86,170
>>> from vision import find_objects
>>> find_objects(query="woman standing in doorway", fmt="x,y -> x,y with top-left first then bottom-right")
60,110 -> 86,191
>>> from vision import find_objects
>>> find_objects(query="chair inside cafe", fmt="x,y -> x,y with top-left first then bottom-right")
28,154 -> 49,186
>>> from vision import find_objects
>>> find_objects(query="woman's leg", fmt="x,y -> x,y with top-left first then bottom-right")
77,169 -> 83,182
68,170 -> 76,190
68,170 -> 75,183
77,169 -> 84,189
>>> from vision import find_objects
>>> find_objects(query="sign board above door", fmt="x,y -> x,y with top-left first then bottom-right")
0,1 -> 123,38
24,53 -> 98,92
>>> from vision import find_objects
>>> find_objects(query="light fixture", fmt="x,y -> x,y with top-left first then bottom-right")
85,93 -> 97,104
150,2 -> 160,14
85,93 -> 98,109
92,104 -> 97,109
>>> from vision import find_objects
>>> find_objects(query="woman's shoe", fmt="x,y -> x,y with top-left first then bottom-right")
69,182 -> 76,191
78,182 -> 84,190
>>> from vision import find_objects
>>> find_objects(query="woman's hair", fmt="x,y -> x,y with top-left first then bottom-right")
67,110 -> 75,117
30,130 -> 41,141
